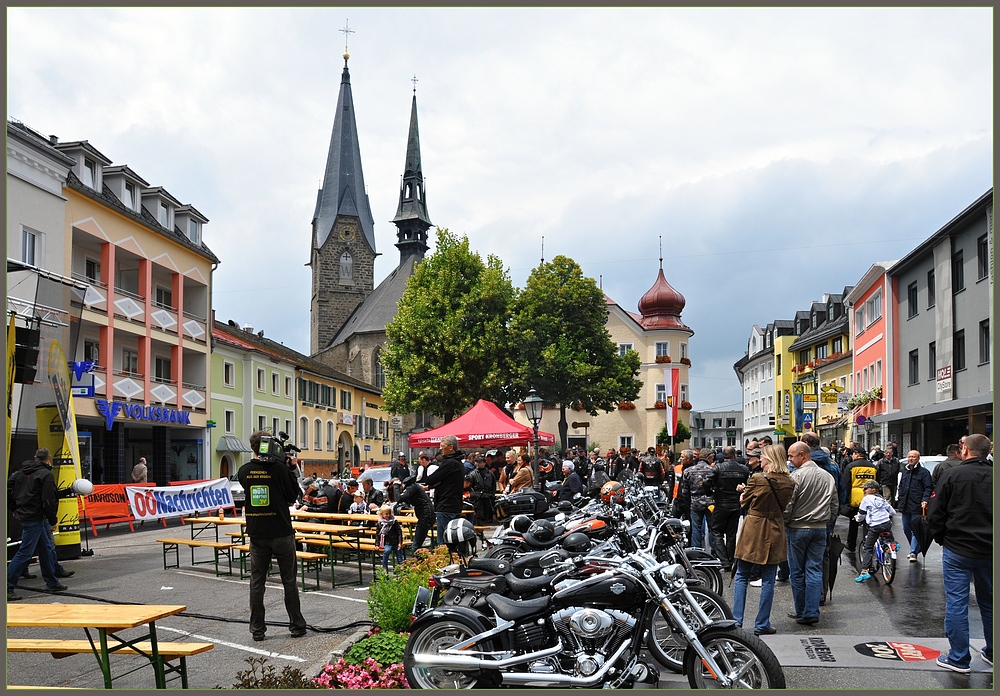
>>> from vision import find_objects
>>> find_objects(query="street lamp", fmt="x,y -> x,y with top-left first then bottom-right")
523,389 -> 543,491
864,416 -> 875,450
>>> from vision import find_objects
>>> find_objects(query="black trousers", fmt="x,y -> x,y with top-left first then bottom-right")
710,505 -> 741,569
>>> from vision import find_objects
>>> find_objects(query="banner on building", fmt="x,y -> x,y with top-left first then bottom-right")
125,478 -> 233,521
663,367 -> 680,438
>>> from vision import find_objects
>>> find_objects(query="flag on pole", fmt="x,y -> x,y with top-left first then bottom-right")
663,367 -> 680,437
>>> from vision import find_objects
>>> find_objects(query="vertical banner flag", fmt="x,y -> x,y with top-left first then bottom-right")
663,367 -> 680,437
6,315 -> 16,465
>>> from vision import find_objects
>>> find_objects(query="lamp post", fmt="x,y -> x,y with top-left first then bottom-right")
523,389 -> 543,491
864,416 -> 875,451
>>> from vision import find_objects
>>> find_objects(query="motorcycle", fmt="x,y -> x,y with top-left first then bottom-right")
404,514 -> 784,689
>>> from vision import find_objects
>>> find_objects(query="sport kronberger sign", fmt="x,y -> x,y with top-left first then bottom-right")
125,478 -> 233,521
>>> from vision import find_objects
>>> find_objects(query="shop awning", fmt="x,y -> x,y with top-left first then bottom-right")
216,435 -> 251,453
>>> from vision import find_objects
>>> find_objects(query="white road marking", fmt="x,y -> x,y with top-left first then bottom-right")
157,625 -> 306,662
172,570 -> 369,602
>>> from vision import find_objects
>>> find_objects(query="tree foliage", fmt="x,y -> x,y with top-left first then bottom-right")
382,229 -> 516,422
657,421 -> 692,446
510,256 -> 642,447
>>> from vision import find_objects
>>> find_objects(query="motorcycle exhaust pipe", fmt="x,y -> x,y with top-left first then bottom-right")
411,639 -> 564,670
498,639 -> 632,688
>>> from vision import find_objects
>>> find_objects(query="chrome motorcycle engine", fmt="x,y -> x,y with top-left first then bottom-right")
550,607 -> 637,677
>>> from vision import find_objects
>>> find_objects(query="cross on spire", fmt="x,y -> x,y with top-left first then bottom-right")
340,19 -> 355,58
411,74 -> 419,93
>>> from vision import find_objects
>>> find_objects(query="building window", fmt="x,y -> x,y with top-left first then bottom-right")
855,308 -> 865,336
768,395 -> 773,414
954,330 -> 966,371
978,234 -> 989,280
85,258 -> 101,283
21,228 -> 37,266
313,419 -> 322,450
866,289 -> 882,325
188,219 -> 200,244
284,376 -> 292,397
299,417 -> 308,449
122,348 -> 139,375
655,383 -> 665,402
712,418 -> 723,428
799,349 -> 810,365
257,415 -> 266,432
953,250 -> 965,292
907,282 -> 918,319
832,337 -> 843,354
256,368 -> 265,391
272,417 -> 279,435
154,286 -> 173,309
158,202 -> 169,227
339,251 -> 353,281
928,342 -> 936,381
876,359 -> 882,387
816,343 -> 828,359
223,361 -> 235,387
124,182 -> 136,210
225,410 -> 235,434
927,268 -> 935,308
680,384 -> 688,404
979,320 -> 990,365
340,390 -> 352,411
271,372 -> 279,394
681,343 -> 688,359
327,421 -> 335,451
83,340 -> 100,364
153,356 -> 171,383
863,368 -> 869,392
82,159 -> 96,188
618,343 -> 634,357
284,419 -> 292,436
619,435 -> 633,450
726,417 -> 736,427
655,342 -> 670,359
374,352 -> 385,390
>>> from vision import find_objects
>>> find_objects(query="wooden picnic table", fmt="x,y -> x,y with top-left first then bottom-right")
7,603 -> 190,689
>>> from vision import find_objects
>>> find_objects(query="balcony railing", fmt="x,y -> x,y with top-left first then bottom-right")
181,312 -> 207,343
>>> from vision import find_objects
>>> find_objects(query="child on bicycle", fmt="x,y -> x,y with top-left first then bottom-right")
854,480 -> 896,582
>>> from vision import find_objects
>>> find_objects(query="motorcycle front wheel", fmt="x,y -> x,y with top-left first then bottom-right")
690,565 -> 724,595
403,619 -> 496,689
646,587 -> 732,673
683,626 -> 785,689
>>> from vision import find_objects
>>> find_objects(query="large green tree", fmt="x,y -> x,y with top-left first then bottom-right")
510,255 -> 642,448
382,228 -> 516,422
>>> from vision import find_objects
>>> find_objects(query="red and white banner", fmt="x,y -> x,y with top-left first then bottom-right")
663,367 -> 680,438
125,478 -> 233,521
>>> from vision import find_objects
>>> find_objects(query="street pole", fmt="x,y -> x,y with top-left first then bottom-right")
532,424 -> 540,492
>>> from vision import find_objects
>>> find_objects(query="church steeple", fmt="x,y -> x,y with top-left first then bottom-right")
391,83 -> 432,265
311,52 -> 376,253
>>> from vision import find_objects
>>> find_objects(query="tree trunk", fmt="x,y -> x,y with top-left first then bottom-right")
558,404 -> 568,453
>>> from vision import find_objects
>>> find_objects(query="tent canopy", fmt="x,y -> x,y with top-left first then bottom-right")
408,399 -> 556,450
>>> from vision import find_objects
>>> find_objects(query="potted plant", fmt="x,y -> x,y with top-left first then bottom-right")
653,400 -> 666,409
618,401 -> 636,411
655,355 -> 672,364
679,357 -> 691,366
680,400 -> 692,410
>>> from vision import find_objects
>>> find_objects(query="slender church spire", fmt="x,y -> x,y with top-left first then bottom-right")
392,81 -> 432,265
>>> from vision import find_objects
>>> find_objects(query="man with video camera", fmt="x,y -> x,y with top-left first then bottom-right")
237,430 -> 307,642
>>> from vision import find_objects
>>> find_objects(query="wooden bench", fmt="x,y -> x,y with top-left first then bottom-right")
156,538 -> 234,576
231,544 -> 326,592
7,638 -> 213,689
82,515 -> 166,536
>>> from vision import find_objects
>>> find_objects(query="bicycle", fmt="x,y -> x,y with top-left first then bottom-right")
869,530 -> 898,585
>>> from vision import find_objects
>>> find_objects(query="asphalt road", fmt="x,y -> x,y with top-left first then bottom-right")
5,513 -> 992,691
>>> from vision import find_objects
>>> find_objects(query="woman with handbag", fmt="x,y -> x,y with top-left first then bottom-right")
731,444 -> 798,636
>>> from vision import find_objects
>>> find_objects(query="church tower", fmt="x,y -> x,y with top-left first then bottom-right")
391,88 -> 432,265
310,48 -> 377,355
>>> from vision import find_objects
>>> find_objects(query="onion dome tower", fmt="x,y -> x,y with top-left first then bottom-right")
638,257 -> 691,332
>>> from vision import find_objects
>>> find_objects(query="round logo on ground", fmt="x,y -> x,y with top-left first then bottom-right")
854,642 -> 940,662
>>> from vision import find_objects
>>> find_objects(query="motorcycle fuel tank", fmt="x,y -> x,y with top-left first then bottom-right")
551,571 -> 643,610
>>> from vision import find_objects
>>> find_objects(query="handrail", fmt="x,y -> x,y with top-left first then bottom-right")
113,286 -> 145,302
72,272 -> 107,289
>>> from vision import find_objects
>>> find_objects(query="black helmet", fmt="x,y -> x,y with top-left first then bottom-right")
525,519 -> 555,544
510,514 -> 533,534
556,500 -> 574,513
562,532 -> 591,553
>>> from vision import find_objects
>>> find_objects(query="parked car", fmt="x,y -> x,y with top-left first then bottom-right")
229,474 -> 245,512
355,466 -> 393,488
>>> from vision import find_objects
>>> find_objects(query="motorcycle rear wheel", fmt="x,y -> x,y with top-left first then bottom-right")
646,587 -> 732,673
404,619 -> 495,689
483,543 -> 521,562
690,565 -> 724,595
683,626 -> 785,689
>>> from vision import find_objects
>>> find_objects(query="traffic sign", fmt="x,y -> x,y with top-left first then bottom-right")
801,412 -> 814,430
364,445 -> 371,451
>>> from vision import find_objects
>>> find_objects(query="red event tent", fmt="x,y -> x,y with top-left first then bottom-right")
408,399 -> 556,450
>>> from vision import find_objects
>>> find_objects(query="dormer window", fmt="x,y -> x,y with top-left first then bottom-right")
124,182 -> 136,210
811,314 -> 817,329
158,202 -> 169,227
82,159 -> 96,189
187,219 -> 200,244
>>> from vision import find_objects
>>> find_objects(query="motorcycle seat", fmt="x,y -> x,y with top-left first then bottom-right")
485,593 -> 550,621
467,558 -> 511,575
505,573 -> 552,596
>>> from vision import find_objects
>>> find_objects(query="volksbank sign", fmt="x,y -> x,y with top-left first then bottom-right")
95,399 -> 192,431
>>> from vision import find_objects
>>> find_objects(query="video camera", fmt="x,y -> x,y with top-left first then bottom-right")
258,430 -> 301,466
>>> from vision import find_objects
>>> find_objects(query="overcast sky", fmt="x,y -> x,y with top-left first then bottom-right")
8,7 -> 992,412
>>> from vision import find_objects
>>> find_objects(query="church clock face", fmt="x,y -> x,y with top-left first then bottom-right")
337,224 -> 356,242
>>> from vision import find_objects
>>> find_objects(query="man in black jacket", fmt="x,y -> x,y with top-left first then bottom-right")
709,446 -> 750,571
876,446 -> 901,506
423,436 -> 465,541
394,476 -> 435,552
927,433 -> 993,673
7,449 -> 68,599
896,449 -> 933,563
238,431 -> 307,641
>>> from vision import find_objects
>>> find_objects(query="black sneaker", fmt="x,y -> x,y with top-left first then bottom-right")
8,589 -> 22,601
55,569 -> 75,578
252,633 -> 266,642
290,628 -> 307,638
42,583 -> 69,593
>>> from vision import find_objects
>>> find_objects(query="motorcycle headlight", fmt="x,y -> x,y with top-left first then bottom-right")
660,563 -> 686,583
